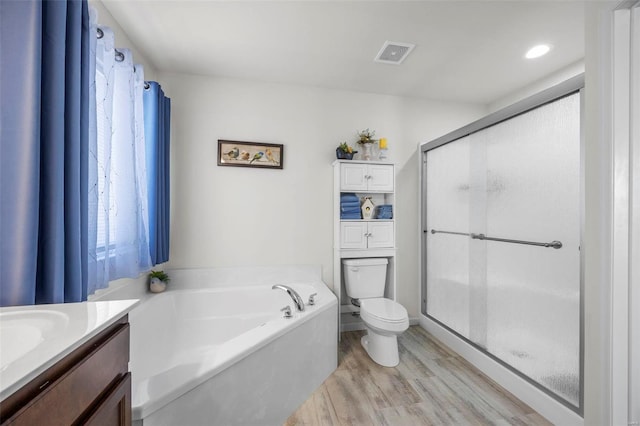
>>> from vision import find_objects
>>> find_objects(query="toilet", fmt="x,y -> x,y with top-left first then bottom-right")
342,258 -> 409,367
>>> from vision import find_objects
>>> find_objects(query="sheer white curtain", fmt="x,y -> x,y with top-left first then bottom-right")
88,24 -> 151,294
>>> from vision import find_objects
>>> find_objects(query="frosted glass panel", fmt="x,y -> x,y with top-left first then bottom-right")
484,94 -> 581,405
426,137 -> 471,338
425,92 -> 581,408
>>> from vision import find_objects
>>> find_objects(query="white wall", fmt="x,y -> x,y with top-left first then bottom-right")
159,73 -> 485,317
583,2 -> 634,425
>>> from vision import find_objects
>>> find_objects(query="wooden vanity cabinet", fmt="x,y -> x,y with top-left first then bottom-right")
0,315 -> 132,426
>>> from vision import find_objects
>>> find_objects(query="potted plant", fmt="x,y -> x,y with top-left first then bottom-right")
336,142 -> 357,160
356,128 -> 376,160
148,270 -> 170,293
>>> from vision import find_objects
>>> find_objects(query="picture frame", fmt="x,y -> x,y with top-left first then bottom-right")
217,140 -> 284,169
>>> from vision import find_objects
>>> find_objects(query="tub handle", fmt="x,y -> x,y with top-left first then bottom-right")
308,293 -> 318,306
281,305 -> 293,318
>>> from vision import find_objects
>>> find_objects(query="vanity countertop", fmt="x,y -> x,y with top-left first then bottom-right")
0,299 -> 139,402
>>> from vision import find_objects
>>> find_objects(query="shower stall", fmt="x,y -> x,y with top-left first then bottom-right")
420,76 -> 583,418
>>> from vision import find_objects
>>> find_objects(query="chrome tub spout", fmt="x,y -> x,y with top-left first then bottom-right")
272,285 -> 305,312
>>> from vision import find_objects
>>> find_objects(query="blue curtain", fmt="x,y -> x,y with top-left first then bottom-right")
0,0 -> 90,306
143,82 -> 171,265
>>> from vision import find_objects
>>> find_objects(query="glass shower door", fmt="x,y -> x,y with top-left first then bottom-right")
424,92 -> 581,409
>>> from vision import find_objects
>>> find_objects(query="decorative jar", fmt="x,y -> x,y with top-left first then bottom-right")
361,143 -> 375,161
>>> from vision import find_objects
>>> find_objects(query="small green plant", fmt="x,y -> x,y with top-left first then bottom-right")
357,128 -> 376,144
149,270 -> 170,282
338,142 -> 354,154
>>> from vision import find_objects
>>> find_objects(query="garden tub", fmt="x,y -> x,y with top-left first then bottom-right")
127,266 -> 338,426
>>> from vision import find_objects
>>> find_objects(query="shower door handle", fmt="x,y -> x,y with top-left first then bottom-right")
430,229 -> 563,249
470,233 -> 563,249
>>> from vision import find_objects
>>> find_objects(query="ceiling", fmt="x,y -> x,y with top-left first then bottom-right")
101,0 -> 586,105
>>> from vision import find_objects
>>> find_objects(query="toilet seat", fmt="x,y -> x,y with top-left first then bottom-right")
360,298 -> 409,333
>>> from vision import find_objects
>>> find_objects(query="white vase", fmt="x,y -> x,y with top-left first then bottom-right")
361,143 -> 373,161
149,277 -> 167,293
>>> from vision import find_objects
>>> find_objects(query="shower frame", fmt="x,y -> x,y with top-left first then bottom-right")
418,74 -> 585,422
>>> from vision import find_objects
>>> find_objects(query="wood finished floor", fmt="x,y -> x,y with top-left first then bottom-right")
284,326 -> 552,426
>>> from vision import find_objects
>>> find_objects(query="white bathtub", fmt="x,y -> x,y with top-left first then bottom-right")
127,267 -> 338,426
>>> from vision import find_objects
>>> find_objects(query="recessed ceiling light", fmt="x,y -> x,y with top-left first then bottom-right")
525,44 -> 551,59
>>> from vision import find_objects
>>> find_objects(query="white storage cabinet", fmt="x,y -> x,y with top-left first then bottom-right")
332,160 -> 397,332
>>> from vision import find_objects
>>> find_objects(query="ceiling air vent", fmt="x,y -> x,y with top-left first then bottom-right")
374,41 -> 415,65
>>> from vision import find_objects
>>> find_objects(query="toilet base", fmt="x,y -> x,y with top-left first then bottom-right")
360,331 -> 399,367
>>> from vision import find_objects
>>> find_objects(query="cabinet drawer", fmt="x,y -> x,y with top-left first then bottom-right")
5,323 -> 130,426
82,372 -> 131,426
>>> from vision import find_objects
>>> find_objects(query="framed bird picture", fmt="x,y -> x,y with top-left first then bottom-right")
217,140 -> 284,170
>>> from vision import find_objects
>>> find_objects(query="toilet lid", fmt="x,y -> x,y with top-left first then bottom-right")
360,298 -> 408,323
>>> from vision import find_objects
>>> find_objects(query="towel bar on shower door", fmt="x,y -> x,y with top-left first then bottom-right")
428,229 -> 563,249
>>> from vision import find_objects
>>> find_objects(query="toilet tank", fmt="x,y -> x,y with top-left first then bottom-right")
342,258 -> 388,299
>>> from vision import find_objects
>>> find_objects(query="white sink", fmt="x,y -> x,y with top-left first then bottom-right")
0,299 -> 139,402
0,310 -> 70,371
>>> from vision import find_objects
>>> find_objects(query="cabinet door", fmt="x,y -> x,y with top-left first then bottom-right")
368,164 -> 394,192
367,222 -> 394,248
340,163 -> 368,191
340,222 -> 367,249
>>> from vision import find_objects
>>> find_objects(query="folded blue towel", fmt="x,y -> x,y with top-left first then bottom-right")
340,193 -> 359,203
340,203 -> 360,209
340,201 -> 360,208
341,209 -> 361,215
375,205 -> 393,219
341,211 -> 361,217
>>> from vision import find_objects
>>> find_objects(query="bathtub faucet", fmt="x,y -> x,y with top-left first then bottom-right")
272,285 -> 305,312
